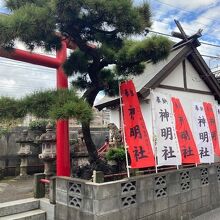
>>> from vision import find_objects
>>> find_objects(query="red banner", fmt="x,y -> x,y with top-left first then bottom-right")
203,102 -> 220,156
172,98 -> 200,164
120,80 -> 155,168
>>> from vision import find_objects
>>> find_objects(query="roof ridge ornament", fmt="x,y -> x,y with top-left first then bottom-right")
172,20 -> 203,48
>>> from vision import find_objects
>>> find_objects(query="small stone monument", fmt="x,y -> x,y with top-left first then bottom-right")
38,123 -> 56,178
16,130 -> 33,177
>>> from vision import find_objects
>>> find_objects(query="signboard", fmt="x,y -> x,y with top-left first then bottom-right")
152,92 -> 181,166
203,102 -> 220,156
192,102 -> 214,163
172,98 -> 200,164
120,80 -> 155,168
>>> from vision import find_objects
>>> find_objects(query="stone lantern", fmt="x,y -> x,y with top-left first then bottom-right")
39,123 -> 56,178
16,130 -> 33,177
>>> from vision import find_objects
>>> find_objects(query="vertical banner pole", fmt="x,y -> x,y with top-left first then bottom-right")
119,81 -> 130,178
150,89 -> 158,173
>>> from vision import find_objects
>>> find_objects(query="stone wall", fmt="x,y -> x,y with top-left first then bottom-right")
0,127 -> 43,176
55,164 -> 220,220
0,127 -> 108,177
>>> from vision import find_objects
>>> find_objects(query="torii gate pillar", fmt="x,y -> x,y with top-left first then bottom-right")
56,42 -> 70,176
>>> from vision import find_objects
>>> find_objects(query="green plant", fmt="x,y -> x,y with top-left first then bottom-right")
29,119 -> 55,131
105,147 -> 126,162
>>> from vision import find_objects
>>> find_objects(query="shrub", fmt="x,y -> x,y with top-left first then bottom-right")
29,119 -> 55,131
105,147 -> 126,162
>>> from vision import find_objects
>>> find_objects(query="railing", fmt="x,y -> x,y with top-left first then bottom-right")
98,141 -> 109,156
103,163 -> 200,182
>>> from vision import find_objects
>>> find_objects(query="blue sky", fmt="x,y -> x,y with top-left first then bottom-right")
1,0 -> 220,98
148,0 -> 220,70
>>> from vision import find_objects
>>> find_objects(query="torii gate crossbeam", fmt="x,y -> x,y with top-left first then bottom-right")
0,41 -> 73,176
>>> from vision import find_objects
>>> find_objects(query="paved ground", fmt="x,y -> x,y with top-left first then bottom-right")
0,176 -> 33,203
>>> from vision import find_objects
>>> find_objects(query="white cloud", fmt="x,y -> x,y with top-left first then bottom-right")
0,57 -> 56,98
0,0 -> 4,7
159,0 -> 217,10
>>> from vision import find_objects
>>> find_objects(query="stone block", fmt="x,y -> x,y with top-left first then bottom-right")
201,185 -> 210,196
190,168 -> 200,180
180,191 -> 192,203
120,206 -> 138,220
56,203 -> 68,220
169,205 -> 182,220
210,183 -> 220,207
84,184 -> 94,199
137,189 -> 154,203
93,196 -> 120,214
56,178 -> 68,192
56,189 -> 68,205
191,179 -> 201,189
138,176 -> 154,191
201,195 -> 210,208
154,197 -> 168,212
208,166 -> 216,176
92,183 -> 121,200
167,183 -> 180,196
68,179 -> 86,196
155,209 -> 169,220
95,210 -> 121,220
146,214 -> 156,220
191,188 -> 202,200
83,198 -> 93,213
138,201 -> 155,218
191,206 -> 211,219
68,207 -> 94,220
189,198 -> 202,212
40,198 -> 55,220
167,171 -> 180,184
168,194 -> 180,208
180,202 -> 187,214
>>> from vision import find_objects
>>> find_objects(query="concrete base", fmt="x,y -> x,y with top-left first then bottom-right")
40,198 -> 55,220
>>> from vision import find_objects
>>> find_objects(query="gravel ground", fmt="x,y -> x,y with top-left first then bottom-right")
0,176 -> 33,203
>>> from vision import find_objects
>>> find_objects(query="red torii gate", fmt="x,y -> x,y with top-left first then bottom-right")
0,40 -> 77,176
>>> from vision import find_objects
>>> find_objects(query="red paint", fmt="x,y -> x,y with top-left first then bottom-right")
203,102 -> 220,156
172,98 -> 200,164
56,42 -> 70,176
56,41 -> 68,88
0,48 -> 61,68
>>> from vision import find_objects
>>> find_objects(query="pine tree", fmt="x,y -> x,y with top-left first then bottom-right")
0,0 -> 172,163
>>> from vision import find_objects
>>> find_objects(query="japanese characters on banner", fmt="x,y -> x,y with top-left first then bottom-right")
192,102 -> 214,163
120,80 -> 155,168
203,102 -> 220,156
152,92 -> 181,166
172,98 -> 200,164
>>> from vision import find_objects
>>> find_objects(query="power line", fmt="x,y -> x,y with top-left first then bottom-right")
152,12 -> 210,29
147,29 -> 220,49
154,0 -> 220,24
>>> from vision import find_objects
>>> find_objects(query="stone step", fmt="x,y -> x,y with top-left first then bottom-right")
0,209 -> 46,220
0,198 -> 39,217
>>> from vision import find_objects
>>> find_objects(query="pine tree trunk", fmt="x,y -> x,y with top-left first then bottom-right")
81,87 -> 100,162
81,121 -> 99,162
